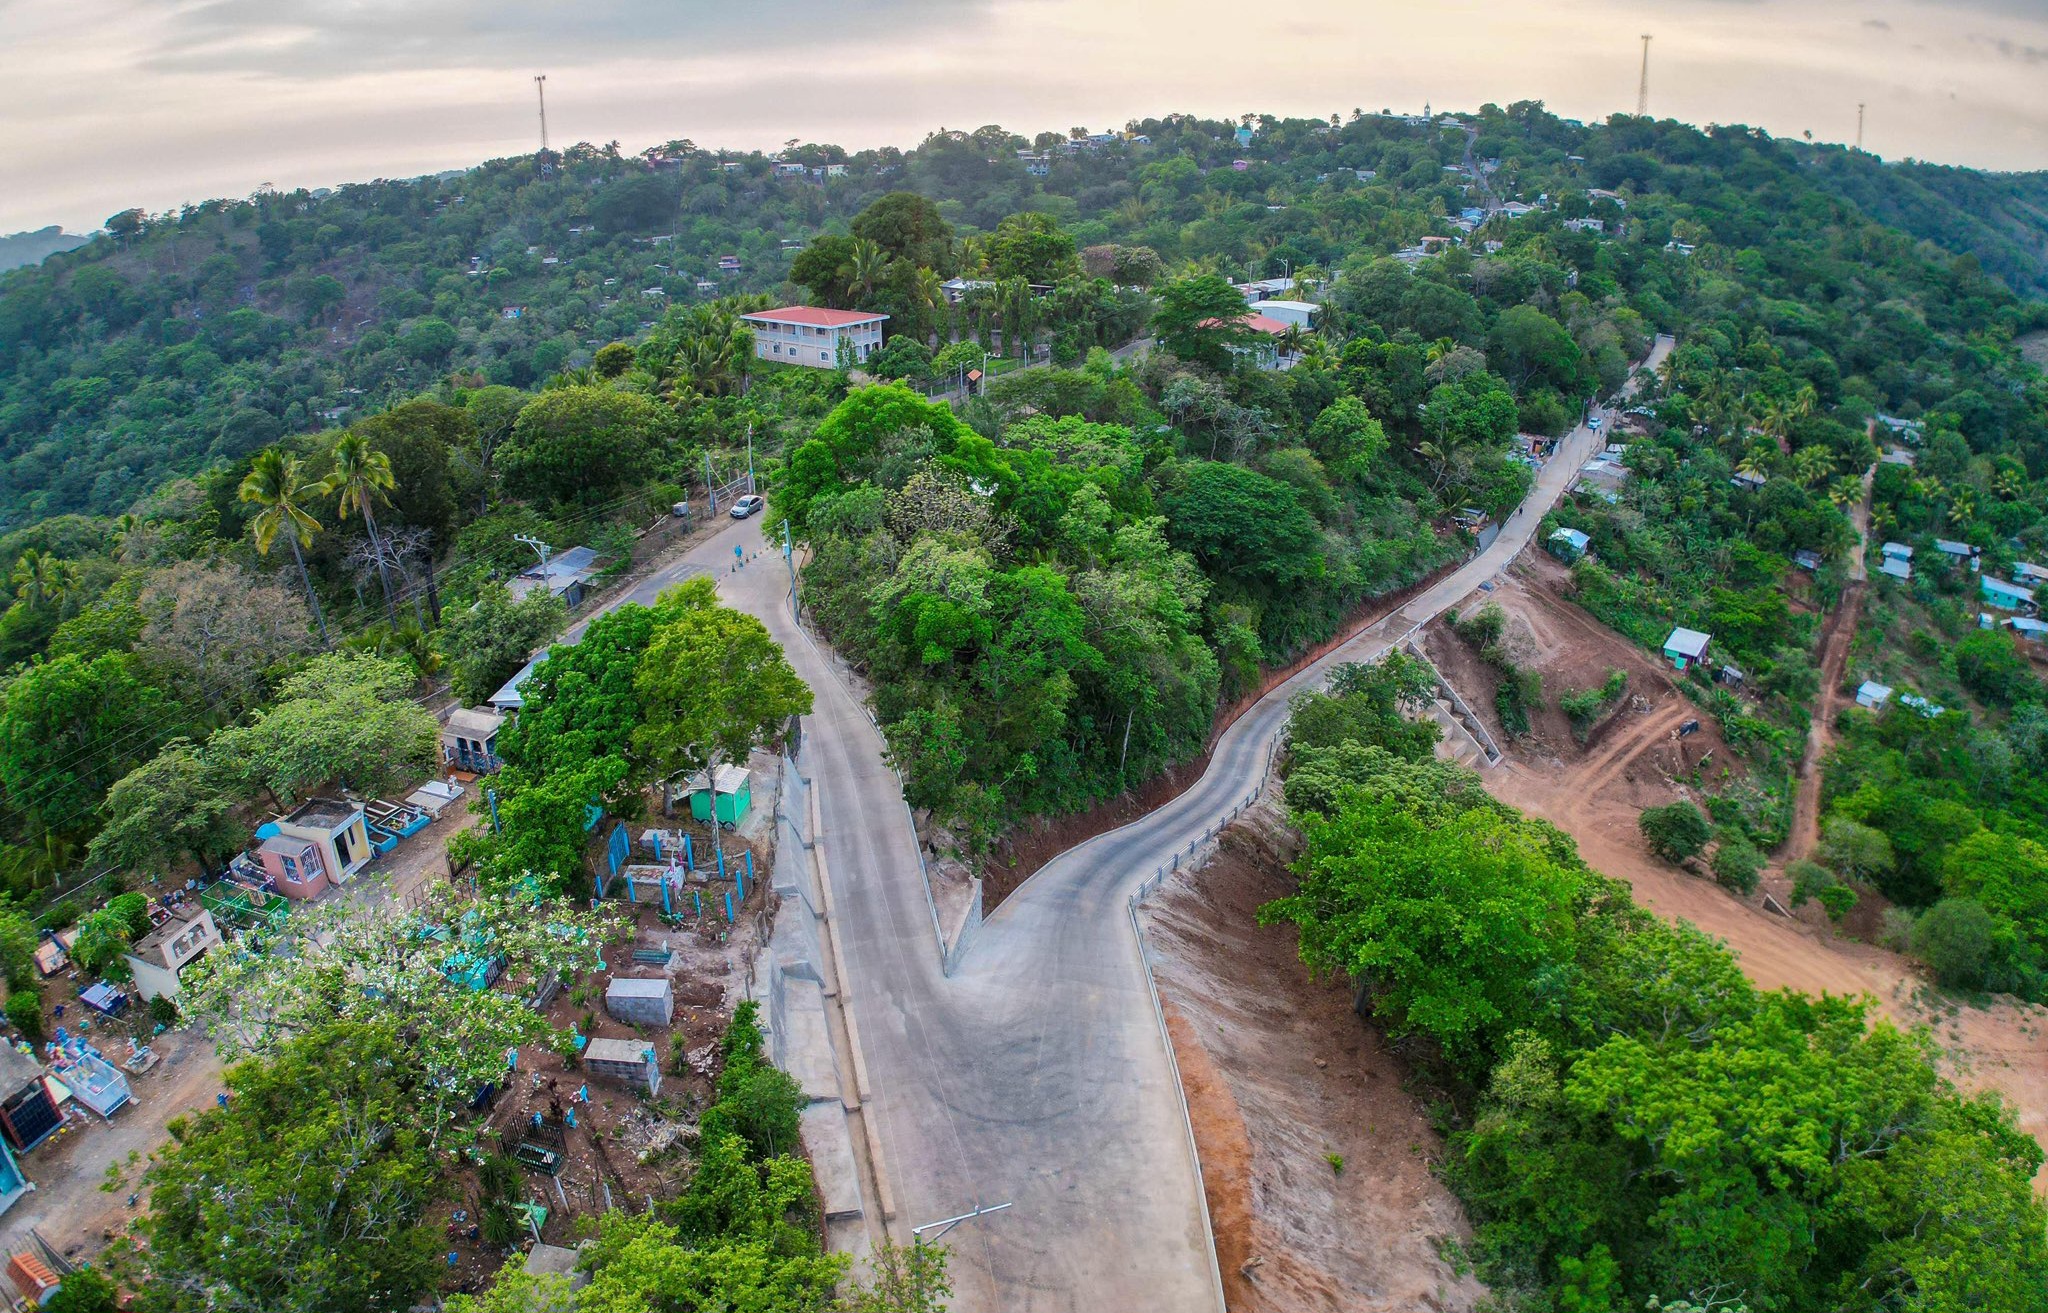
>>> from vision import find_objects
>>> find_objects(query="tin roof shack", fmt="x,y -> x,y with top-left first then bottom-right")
605,976 -> 674,1028
583,1038 -> 661,1097
1548,527 -> 1590,563
122,908 -> 222,1002
255,797 -> 373,896
1662,627 -> 1712,672
508,546 -> 602,610
1856,681 -> 1894,710
0,1045 -> 58,1153
687,765 -> 753,826
1982,576 -> 2039,615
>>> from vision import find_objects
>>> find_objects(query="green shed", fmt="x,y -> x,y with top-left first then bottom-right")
688,765 -> 753,826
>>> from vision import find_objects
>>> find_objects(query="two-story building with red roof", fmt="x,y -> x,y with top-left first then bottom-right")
741,306 -> 889,369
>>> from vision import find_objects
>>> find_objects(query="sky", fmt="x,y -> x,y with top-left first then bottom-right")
7,0 -> 2048,234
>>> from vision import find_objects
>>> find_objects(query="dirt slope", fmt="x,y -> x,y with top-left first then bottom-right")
1143,806 -> 1486,1313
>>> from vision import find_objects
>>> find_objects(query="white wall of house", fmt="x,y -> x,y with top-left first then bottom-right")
748,317 -> 885,369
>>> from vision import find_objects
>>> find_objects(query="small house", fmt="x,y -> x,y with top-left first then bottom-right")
1716,663 -> 1745,687
1730,469 -> 1767,492
121,908 -> 221,1003
1879,557 -> 1912,581
508,545 -> 601,609
1855,681 -> 1893,710
0,1045 -> 59,1153
1792,550 -> 1823,572
443,706 -> 507,774
1881,447 -> 1916,467
2013,562 -> 2048,586
1881,542 -> 1913,562
1548,527 -> 1591,563
1252,299 -> 1318,329
489,656 -> 541,713
1662,627 -> 1711,672
1231,159 -> 1251,172
2008,617 -> 2048,644
583,1037 -> 661,1096
1982,576 -> 2039,614
688,764 -> 753,826
605,976 -> 674,1028
1934,539 -> 1981,571
254,797 -> 374,897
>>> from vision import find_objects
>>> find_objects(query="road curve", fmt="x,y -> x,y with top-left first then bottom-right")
594,336 -> 1669,1311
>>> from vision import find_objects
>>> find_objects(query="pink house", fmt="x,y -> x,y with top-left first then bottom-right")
252,798 -> 373,900
741,306 -> 888,369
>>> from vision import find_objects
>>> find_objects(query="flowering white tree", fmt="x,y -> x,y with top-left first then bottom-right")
183,886 -> 621,1139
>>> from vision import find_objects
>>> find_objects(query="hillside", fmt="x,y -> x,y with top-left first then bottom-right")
0,226 -> 88,274
6,109 -> 2048,527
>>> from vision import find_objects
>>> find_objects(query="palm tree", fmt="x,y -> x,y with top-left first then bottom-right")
239,449 -> 332,645
911,266 -> 946,346
319,433 -> 400,626
1792,445 -> 1835,489
9,548 -> 71,610
846,238 -> 889,306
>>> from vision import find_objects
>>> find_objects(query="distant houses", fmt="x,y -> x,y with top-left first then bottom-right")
1878,542 -> 1912,581
1981,575 -> 2039,615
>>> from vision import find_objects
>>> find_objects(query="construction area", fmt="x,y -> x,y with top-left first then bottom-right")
1418,554 -> 2048,1191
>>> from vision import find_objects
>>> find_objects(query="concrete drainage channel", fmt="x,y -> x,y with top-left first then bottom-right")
748,751 -> 893,1252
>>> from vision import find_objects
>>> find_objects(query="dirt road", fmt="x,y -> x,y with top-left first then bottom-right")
1785,580 -> 1864,861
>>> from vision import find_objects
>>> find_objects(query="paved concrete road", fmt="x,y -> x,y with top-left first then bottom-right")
566,338 -> 1671,1311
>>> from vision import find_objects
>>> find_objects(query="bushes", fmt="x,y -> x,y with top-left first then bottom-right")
1453,604 -> 1541,737
1710,831 -> 1764,895
5,989 -> 42,1040
1639,801 -> 1711,863
702,1001 -> 805,1160
1560,669 -> 1629,741
1912,898 -> 1997,989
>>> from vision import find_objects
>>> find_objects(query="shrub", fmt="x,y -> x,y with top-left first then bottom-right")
1711,834 -> 1764,895
1816,884 -> 1858,922
148,994 -> 181,1027
1912,897 -> 1996,990
1787,859 -> 1835,907
5,989 -> 43,1040
1453,603 -> 1508,650
1639,801 -> 1712,863
106,891 -> 151,938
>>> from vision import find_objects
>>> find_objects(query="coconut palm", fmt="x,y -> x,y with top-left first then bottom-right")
845,238 -> 889,305
8,548 -> 71,611
1792,444 -> 1836,489
911,266 -> 946,346
319,433 -> 400,626
1826,475 -> 1864,511
239,449 -> 332,644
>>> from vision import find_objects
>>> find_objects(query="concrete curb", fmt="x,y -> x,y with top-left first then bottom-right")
1125,893 -> 1229,1313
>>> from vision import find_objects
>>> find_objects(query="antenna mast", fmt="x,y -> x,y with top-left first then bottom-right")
1637,35 -> 1652,117
535,74 -> 554,177
1856,103 -> 1866,152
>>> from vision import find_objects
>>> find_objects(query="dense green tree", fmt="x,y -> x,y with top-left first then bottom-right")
142,1021 -> 444,1313
0,652 -> 177,832
87,738 -> 240,877
1638,801 -> 1711,863
1150,275 -> 1258,371
438,581 -> 567,705
498,386 -> 667,507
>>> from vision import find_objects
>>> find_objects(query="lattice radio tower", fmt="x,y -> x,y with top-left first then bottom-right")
535,74 -> 555,177
1637,35 -> 1652,117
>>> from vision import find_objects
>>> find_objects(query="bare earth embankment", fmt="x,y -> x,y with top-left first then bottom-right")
1142,802 -> 1486,1313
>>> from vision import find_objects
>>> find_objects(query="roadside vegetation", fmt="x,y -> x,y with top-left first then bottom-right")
1263,656 -> 2048,1312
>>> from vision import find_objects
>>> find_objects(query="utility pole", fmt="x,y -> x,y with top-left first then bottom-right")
1637,35 -> 1652,118
913,1201 -> 1013,1249
534,74 -> 554,177
746,424 -> 756,494
1856,103 -> 1866,153
513,533 -> 552,574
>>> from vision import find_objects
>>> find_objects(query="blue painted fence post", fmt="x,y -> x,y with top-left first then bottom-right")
651,832 -> 664,862
717,847 -> 726,880
723,890 -> 735,923
693,889 -> 702,918
487,788 -> 500,833
684,835 -> 694,872
743,850 -> 753,882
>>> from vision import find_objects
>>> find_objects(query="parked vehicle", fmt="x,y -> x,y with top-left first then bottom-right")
730,494 -> 764,519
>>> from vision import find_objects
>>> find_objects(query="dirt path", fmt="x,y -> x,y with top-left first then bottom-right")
1143,807 -> 1486,1313
1785,581 -> 1865,862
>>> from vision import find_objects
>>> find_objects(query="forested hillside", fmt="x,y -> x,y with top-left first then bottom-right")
7,106 -> 2048,524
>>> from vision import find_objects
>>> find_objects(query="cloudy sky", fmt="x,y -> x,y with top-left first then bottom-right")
8,0 -> 2048,233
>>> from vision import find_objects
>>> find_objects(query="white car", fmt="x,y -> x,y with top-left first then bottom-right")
1588,415 -> 1603,431
729,494 -> 764,519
